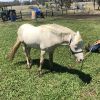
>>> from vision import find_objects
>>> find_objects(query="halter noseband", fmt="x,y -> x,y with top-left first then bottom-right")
70,50 -> 83,55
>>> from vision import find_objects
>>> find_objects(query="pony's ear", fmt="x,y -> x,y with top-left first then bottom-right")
74,31 -> 82,43
76,31 -> 80,35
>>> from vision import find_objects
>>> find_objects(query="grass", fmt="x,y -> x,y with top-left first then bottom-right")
0,17 -> 100,100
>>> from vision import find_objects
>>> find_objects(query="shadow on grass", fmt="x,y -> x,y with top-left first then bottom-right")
15,59 -> 92,84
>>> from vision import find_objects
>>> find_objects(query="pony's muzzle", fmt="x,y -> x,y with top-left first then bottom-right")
76,58 -> 84,63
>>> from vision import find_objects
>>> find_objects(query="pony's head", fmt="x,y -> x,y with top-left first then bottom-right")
69,31 -> 84,62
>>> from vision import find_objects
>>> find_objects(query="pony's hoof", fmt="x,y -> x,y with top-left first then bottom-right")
27,61 -> 32,69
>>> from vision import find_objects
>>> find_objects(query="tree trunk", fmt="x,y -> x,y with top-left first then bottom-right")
93,0 -> 96,10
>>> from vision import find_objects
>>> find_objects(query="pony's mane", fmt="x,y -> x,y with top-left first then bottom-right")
43,24 -> 83,43
39,24 -> 76,36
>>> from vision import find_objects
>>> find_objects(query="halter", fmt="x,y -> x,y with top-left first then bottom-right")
68,34 -> 85,71
69,37 -> 83,55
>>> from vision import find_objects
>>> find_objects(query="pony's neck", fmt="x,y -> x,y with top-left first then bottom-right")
62,34 -> 72,44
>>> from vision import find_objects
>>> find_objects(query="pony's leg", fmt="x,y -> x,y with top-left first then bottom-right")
23,45 -> 32,68
49,51 -> 54,71
39,50 -> 46,74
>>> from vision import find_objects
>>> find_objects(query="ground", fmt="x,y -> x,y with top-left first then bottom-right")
0,17 -> 100,100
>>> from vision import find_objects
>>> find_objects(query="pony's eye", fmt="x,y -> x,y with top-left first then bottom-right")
75,46 -> 79,50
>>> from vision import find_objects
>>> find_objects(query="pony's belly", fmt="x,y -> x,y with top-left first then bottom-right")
22,34 -> 40,49
26,43 -> 40,49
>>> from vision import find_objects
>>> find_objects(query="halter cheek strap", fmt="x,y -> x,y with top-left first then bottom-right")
69,38 -> 83,54
69,38 -> 72,45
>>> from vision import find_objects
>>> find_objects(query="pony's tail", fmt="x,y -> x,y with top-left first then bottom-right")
7,38 -> 21,61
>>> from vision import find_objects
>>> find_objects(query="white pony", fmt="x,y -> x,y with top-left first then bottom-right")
7,23 -> 84,74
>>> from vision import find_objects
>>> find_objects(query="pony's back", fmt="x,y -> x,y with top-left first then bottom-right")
39,24 -> 75,36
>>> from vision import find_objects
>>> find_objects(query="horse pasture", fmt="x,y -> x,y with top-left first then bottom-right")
0,17 -> 100,100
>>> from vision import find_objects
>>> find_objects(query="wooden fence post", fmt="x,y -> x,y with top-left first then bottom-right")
51,10 -> 54,16
46,10 -> 47,17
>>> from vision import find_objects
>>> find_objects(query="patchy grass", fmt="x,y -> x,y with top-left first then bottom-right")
0,17 -> 100,100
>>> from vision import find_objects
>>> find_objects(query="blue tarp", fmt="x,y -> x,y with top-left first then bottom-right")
89,44 -> 100,52
32,7 -> 41,16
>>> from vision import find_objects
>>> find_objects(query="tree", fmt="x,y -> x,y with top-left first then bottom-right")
93,0 -> 96,9
51,0 -> 72,9
97,0 -> 100,9
13,0 -> 20,5
38,0 -> 45,5
23,1 -> 30,5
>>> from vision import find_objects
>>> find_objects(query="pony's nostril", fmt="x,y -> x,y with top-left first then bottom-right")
80,59 -> 83,62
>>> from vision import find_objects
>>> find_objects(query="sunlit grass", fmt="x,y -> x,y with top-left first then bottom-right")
0,17 -> 100,100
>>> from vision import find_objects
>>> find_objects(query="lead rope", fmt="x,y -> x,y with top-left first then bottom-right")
69,45 -> 84,71
81,51 -> 92,70
80,51 -> 92,70
68,46 -> 92,71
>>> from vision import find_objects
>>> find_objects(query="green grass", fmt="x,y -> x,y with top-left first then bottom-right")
0,17 -> 100,100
